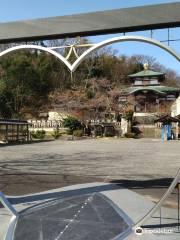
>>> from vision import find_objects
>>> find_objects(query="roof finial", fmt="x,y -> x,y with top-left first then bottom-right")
143,62 -> 149,70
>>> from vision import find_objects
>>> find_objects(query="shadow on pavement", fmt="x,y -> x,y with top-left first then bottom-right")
110,178 -> 173,189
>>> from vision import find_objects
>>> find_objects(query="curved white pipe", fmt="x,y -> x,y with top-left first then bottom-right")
71,35 -> 180,72
0,192 -> 18,217
0,36 -> 179,73
133,169 -> 180,229
0,44 -> 72,70
0,35 -> 180,237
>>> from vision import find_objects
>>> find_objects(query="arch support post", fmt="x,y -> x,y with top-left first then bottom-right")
0,192 -> 18,217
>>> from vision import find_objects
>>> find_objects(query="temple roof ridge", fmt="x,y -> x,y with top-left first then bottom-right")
128,69 -> 165,78
126,85 -> 180,94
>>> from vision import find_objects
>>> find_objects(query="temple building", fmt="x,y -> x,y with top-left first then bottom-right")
119,63 -> 180,137
119,63 -> 180,116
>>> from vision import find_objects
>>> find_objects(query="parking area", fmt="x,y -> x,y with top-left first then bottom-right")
0,138 -> 180,197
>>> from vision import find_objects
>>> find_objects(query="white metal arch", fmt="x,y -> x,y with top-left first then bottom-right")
133,168 -> 180,230
0,44 -> 72,70
71,35 -> 180,72
1,36 -> 180,239
0,36 -> 179,73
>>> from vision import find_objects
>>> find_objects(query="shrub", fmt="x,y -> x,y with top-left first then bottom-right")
86,89 -> 95,99
31,130 -> 46,139
104,132 -> 115,137
66,129 -> 73,135
104,126 -> 116,137
51,130 -> 61,139
94,129 -> 103,137
131,126 -> 142,138
124,110 -> 134,122
73,129 -> 84,137
63,116 -> 82,134
124,132 -> 135,138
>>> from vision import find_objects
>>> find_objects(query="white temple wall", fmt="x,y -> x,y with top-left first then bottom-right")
171,95 -> 180,117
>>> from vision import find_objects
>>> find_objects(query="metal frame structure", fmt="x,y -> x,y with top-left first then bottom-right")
0,192 -> 18,217
133,169 -> 180,230
0,35 -> 180,239
0,2 -> 179,43
0,3 -> 180,239
0,192 -> 18,240
0,44 -> 72,71
0,36 -> 179,73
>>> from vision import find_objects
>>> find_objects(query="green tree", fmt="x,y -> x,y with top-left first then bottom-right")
63,116 -> 83,134
0,51 -> 40,117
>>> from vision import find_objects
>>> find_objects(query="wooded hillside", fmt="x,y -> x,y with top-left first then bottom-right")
0,39 -> 179,120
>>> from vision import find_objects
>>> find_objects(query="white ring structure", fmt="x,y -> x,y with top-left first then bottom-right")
0,35 -> 180,239
133,168 -> 180,230
0,44 -> 72,71
0,36 -> 179,72
71,35 -> 180,71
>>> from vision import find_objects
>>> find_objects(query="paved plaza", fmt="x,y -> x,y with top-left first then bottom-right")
1,138 -> 180,240
0,138 -> 180,196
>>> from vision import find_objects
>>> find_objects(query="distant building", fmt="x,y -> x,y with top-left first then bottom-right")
171,96 -> 180,117
119,64 -> 180,137
48,111 -> 68,121
119,63 -> 180,116
0,119 -> 30,143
